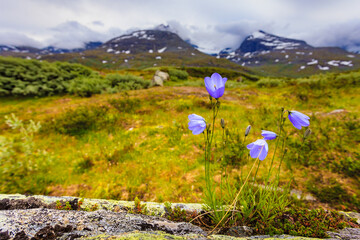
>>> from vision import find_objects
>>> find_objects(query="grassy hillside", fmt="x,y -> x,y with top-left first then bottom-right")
0,67 -> 359,212
2,48 -> 256,77
245,48 -> 360,78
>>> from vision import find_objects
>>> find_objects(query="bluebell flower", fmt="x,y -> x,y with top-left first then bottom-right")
288,110 -> 310,130
204,73 -> 227,99
188,114 -> 206,135
261,130 -> 277,140
246,139 -> 269,161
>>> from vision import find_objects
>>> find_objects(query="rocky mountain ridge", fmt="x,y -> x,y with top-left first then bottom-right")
216,30 -> 360,76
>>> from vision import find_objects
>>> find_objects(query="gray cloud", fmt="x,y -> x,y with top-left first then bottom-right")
46,21 -> 118,48
0,0 -> 360,52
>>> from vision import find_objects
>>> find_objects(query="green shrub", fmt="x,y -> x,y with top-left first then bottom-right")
50,105 -> 109,136
0,114 -> 53,194
168,69 -> 188,81
106,74 -> 150,90
257,78 -> 285,88
108,93 -> 141,113
0,56 -> 94,96
68,77 -> 109,97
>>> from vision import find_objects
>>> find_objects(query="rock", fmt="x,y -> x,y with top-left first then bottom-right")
0,197 -> 48,210
0,208 -> 205,239
327,227 -> 360,240
151,70 -> 169,86
340,211 -> 360,225
227,226 -> 254,237
152,75 -> 164,86
327,109 -> 347,115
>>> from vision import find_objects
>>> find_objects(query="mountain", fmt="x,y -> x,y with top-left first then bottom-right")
101,29 -> 194,54
0,41 -> 102,55
237,30 -> 312,53
218,30 -> 360,77
0,29 -> 252,77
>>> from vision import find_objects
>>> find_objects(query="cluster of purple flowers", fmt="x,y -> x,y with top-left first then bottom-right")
188,72 -> 310,161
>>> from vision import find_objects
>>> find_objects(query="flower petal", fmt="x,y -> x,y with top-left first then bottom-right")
261,130 -> 277,140
192,125 -> 206,135
246,142 -> 255,150
188,114 -> 205,121
204,77 -> 215,91
291,110 -> 310,120
248,139 -> 269,160
250,145 -> 261,158
188,114 -> 206,135
211,73 -> 224,88
288,114 -> 302,130
259,144 -> 268,161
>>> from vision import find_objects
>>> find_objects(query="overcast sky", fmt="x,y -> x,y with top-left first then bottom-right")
1,0 -> 360,52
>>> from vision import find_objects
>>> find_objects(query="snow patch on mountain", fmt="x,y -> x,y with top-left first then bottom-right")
157,47 -> 167,53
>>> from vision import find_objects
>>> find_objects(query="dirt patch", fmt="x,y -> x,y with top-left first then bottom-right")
47,184 -> 91,197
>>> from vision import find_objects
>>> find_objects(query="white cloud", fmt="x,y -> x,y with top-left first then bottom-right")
0,0 -> 360,51
0,31 -> 42,47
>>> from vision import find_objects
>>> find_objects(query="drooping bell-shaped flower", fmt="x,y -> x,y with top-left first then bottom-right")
288,110 -> 310,130
246,139 -> 269,161
188,114 -> 206,135
261,130 -> 277,140
204,73 -> 227,99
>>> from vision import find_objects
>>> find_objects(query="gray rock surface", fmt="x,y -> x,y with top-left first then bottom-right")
227,226 -> 254,237
327,228 -> 360,240
0,208 -> 205,239
151,70 -> 169,86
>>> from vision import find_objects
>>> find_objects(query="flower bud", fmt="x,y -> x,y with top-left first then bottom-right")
304,128 -> 311,139
245,125 -> 251,136
220,119 -> 225,128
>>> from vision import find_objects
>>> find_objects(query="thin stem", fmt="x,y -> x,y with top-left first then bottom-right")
209,146 -> 264,235
266,109 -> 285,182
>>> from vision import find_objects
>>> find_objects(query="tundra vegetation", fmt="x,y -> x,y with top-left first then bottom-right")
0,57 -> 359,237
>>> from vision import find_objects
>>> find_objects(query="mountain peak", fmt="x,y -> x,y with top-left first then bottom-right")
154,24 -> 173,32
238,31 -> 312,53
249,30 -> 268,39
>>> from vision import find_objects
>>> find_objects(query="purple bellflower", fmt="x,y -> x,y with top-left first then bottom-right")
188,114 -> 206,135
288,110 -> 310,130
261,130 -> 277,140
204,73 -> 227,99
246,139 -> 269,161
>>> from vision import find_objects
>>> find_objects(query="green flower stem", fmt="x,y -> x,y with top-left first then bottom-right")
204,99 -> 220,214
210,146 -> 264,235
266,108 -> 285,182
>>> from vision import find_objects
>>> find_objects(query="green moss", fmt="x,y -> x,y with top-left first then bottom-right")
254,207 -> 352,238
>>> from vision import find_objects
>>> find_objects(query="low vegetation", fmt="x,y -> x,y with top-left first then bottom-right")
0,57 -> 150,97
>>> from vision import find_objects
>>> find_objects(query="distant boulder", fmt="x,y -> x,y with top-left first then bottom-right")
151,70 -> 169,86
